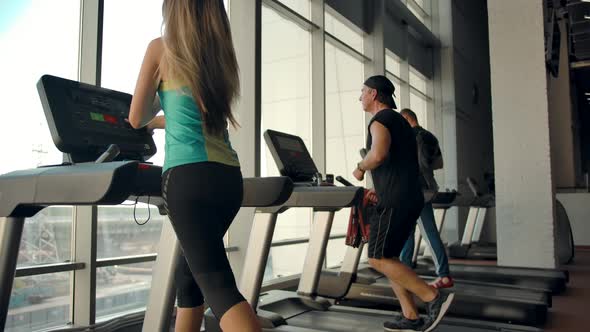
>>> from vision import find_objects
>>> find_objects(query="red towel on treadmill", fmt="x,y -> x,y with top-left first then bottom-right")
345,189 -> 375,248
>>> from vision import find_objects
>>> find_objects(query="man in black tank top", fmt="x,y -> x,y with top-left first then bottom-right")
353,76 -> 454,332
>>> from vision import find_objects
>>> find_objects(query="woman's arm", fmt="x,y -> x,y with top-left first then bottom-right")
129,38 -> 164,129
147,115 -> 166,131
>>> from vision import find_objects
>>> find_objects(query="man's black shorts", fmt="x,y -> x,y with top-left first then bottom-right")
367,204 -> 422,259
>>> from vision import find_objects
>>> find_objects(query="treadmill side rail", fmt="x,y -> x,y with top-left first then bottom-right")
142,220 -> 181,332
297,211 -> 335,296
241,212 -> 279,307
0,217 -> 25,331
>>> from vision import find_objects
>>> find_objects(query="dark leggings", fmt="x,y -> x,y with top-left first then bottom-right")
162,162 -> 245,320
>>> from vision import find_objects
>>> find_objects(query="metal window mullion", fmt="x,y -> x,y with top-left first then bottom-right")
429,0 -> 442,136
425,72 -> 435,129
430,47 -> 442,136
363,0 -> 386,190
363,0 -> 386,77
325,32 -> 371,63
363,3 -> 386,116
79,0 -> 103,85
226,0 -> 261,281
408,0 -> 429,18
73,0 -> 102,326
96,254 -> 157,268
424,0 -> 433,18
90,246 -> 245,270
410,86 -> 432,101
311,0 -> 325,175
400,25 -> 411,110
262,0 -> 318,32
16,262 -> 85,277
269,233 -> 346,248
386,70 -> 407,85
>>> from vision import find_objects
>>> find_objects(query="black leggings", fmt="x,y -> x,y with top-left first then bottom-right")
162,162 -> 245,320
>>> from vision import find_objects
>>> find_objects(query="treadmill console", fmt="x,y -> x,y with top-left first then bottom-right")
37,75 -> 157,162
264,129 -> 319,182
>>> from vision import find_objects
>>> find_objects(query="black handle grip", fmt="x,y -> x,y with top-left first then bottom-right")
95,144 -> 120,163
466,177 -> 480,197
359,148 -> 367,158
336,176 -> 354,187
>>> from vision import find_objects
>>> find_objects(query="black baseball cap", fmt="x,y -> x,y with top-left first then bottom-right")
364,75 -> 397,109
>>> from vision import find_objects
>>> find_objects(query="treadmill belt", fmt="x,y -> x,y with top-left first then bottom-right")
287,307 -> 541,332
357,276 -> 547,325
373,277 -> 548,304
439,264 -> 565,278
412,264 -> 566,293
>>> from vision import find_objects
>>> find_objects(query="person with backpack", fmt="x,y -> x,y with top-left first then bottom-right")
399,108 -> 454,289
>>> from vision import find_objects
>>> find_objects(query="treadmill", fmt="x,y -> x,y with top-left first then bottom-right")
203,129 -> 542,332
448,177 -> 497,260
0,75 -> 293,332
412,187 -> 569,294
354,187 -> 568,297
317,191 -> 550,325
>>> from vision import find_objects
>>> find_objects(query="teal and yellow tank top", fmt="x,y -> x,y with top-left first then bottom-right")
158,81 -> 240,173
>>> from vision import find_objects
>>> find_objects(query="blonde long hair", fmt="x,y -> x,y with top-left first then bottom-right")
161,0 -> 239,135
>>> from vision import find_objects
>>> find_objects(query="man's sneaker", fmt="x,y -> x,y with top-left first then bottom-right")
383,316 -> 426,332
429,276 -> 454,289
423,290 -> 455,332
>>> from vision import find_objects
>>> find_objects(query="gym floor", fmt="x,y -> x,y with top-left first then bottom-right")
173,252 -> 590,332
545,248 -> 590,332
451,248 -> 590,331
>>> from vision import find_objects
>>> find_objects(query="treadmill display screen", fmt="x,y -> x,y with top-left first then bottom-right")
90,112 -> 119,124
37,75 -> 157,162
276,136 -> 305,153
264,130 -> 318,182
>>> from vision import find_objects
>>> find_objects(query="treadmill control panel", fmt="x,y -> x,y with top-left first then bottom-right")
37,75 -> 157,162
264,129 -> 319,182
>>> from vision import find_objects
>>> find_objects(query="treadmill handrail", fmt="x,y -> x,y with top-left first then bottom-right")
0,161 -> 141,217
129,176 -> 294,215
257,186 -> 363,214
0,161 -> 294,218
243,177 -> 294,207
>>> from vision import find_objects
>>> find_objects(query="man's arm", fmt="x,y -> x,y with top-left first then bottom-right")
358,121 -> 391,172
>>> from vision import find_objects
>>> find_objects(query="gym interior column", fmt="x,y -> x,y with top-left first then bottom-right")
363,0 -> 386,110
399,25 -> 411,110
487,0 -> 557,268
432,0 -> 460,243
226,0 -> 262,279
363,0 -> 385,189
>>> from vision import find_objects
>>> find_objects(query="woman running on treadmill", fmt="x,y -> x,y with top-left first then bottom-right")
128,1 -> 261,331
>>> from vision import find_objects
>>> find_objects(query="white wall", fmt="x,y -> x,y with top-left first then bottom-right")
557,193 -> 590,246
